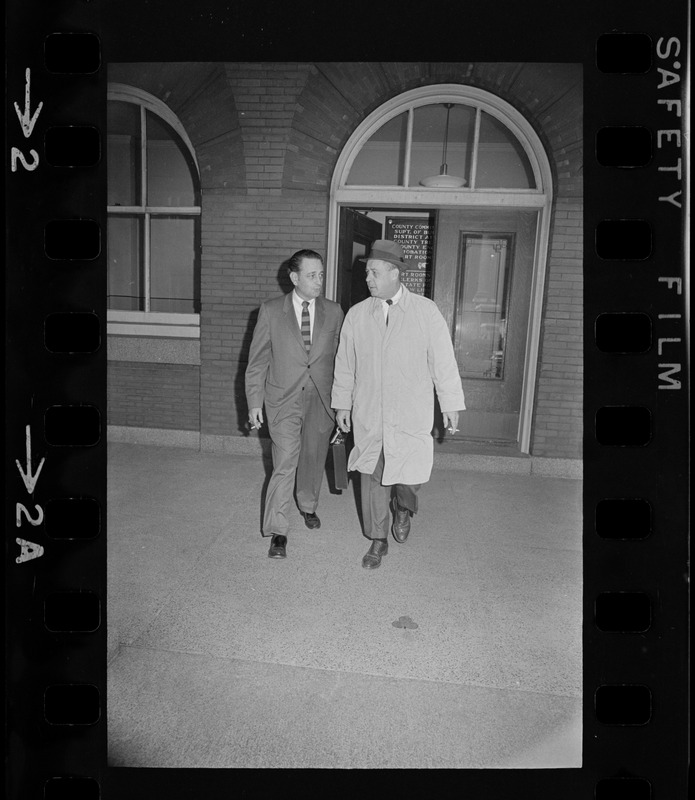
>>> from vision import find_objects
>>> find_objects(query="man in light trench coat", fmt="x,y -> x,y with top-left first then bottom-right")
332,239 -> 465,569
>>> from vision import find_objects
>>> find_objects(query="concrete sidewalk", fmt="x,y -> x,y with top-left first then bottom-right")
106,443 -> 582,769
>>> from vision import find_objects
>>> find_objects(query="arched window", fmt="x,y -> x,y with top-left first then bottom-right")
107,84 -> 201,337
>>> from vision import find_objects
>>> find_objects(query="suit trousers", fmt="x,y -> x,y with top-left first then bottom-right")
360,449 -> 421,540
263,380 -> 333,537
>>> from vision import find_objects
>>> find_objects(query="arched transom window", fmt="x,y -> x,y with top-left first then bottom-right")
332,84 -> 550,206
347,102 -> 537,190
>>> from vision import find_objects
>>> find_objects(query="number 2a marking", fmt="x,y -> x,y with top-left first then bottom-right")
16,502 -> 44,527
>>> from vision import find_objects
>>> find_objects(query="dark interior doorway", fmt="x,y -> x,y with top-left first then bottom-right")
336,208 -> 382,314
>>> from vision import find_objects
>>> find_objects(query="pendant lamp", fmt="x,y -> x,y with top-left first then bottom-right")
419,103 -> 467,188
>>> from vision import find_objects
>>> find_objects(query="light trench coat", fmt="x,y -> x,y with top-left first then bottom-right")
331,285 -> 465,486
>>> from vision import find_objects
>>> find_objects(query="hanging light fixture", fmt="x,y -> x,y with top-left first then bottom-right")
420,103 -> 467,188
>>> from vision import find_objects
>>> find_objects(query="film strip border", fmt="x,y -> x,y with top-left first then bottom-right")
7,1 -> 106,798
5,7 -> 689,800
584,28 -> 689,799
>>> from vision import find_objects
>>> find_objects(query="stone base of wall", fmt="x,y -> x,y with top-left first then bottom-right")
108,426 -> 582,480
108,425 -> 201,449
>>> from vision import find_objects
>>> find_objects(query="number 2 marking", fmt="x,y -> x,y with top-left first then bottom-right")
16,502 -> 44,527
11,147 -> 39,172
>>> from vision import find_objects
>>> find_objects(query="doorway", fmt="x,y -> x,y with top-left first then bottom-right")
336,209 -> 382,313
336,207 -> 438,313
336,205 -> 537,444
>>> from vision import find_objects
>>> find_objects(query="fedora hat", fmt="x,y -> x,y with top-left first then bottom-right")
359,239 -> 408,268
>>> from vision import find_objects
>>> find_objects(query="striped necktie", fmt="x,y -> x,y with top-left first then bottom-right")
301,300 -> 311,351
385,298 -> 393,326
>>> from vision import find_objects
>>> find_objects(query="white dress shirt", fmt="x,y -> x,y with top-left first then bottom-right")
382,285 -> 403,321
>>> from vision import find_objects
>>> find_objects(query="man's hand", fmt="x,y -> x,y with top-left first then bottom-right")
442,410 -> 460,434
248,407 -> 264,429
335,409 -> 351,433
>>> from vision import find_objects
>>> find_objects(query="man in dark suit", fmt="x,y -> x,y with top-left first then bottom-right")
246,250 -> 344,559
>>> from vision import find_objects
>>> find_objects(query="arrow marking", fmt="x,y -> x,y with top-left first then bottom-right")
14,68 -> 43,138
15,425 -> 45,495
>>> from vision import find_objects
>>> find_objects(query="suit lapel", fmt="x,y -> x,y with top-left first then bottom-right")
284,292 -> 306,352
310,298 -> 325,355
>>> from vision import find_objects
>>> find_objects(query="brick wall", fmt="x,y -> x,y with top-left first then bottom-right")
528,70 -> 582,458
108,363 -> 200,430
533,200 -> 583,458
199,64 -> 331,435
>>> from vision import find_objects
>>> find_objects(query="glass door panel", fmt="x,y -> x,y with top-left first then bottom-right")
454,234 -> 513,379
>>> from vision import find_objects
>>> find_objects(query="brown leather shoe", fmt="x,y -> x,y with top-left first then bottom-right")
268,534 -> 287,558
362,538 -> 388,569
391,497 -> 411,543
301,511 -> 321,529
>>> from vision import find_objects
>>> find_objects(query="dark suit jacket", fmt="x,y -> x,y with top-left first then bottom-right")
245,292 -> 344,424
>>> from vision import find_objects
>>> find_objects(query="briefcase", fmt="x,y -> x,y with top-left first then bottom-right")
330,429 -> 349,490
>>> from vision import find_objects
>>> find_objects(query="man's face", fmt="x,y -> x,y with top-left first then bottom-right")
365,259 -> 400,299
291,257 -> 325,301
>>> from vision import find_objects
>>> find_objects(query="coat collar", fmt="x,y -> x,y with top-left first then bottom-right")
370,284 -> 411,319
369,284 -> 410,340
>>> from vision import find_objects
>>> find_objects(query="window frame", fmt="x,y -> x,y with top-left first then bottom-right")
107,84 -> 201,338
338,88 -> 545,195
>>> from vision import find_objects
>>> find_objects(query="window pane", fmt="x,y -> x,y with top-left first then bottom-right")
146,112 -> 196,206
476,112 -> 536,189
454,234 -> 513,379
150,217 -> 198,313
410,104 -> 474,187
108,216 -> 143,310
346,112 -> 407,186
107,101 -> 140,206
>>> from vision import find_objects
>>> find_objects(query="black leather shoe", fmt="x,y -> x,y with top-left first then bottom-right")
362,539 -> 388,569
391,497 -> 411,543
268,534 -> 287,558
301,511 -> 321,529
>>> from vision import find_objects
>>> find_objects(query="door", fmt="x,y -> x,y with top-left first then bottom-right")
433,209 -> 538,442
336,208 -> 383,313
